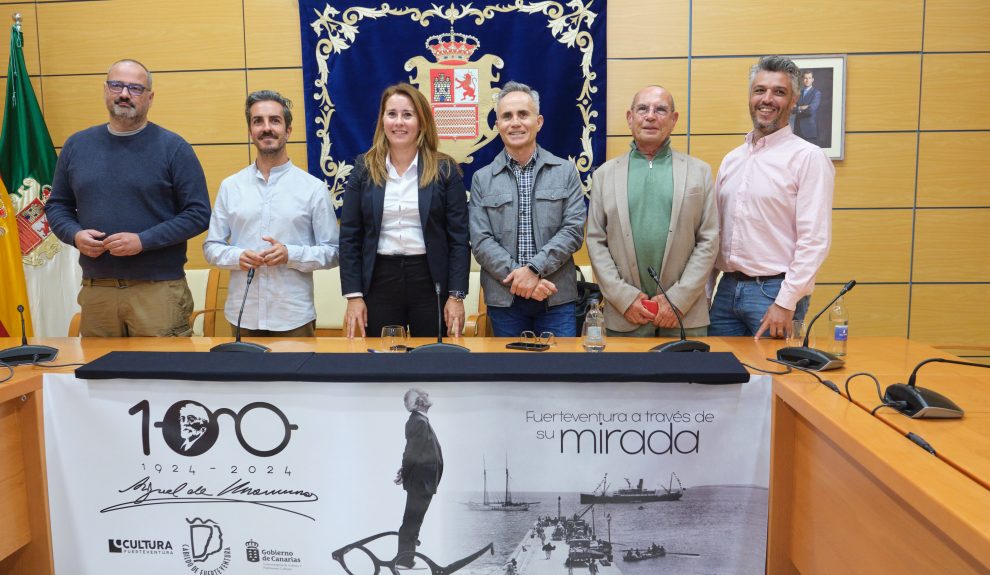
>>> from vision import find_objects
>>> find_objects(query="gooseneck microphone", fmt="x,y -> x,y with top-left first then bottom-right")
0,304 -> 59,365
409,282 -> 469,353
211,268 -> 270,353
776,280 -> 856,371
883,357 -> 990,419
646,266 -> 709,353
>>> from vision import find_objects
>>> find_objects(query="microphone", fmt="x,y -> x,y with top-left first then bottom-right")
776,280 -> 856,371
211,268 -> 269,353
408,282 -> 469,354
883,358 -> 990,419
0,304 -> 59,365
646,266 -> 709,353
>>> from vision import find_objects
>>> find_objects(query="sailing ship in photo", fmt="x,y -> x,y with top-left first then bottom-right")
579,473 -> 684,504
466,456 -> 539,512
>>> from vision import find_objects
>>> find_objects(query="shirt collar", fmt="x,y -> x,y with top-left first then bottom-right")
252,158 -> 293,183
745,123 -> 795,149
386,152 -> 419,179
507,148 -> 538,170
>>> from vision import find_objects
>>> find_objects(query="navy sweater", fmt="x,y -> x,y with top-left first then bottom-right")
47,123 -> 210,280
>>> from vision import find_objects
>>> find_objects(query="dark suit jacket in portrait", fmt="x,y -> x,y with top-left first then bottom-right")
339,155 -> 470,298
791,86 -> 822,142
400,410 -> 443,494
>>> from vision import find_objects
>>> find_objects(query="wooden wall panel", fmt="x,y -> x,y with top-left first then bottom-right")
606,59 -> 688,136
147,71 -> 247,145
818,210 -> 913,283
692,0 -> 922,56
924,0 -> 990,52
245,0 -> 302,69
833,133 -> 916,209
845,55 -> 920,132
913,209 -> 990,282
921,54 -> 990,131
689,58 -> 752,135
36,0 -> 246,75
607,0 -> 688,58
810,285 -> 909,340
911,284 -> 990,346
685,134 -> 740,176
918,132 -> 990,207
41,75 -> 111,147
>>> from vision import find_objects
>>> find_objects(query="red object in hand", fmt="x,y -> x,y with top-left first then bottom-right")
641,300 -> 659,315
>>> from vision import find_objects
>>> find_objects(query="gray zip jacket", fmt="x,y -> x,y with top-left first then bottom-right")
469,146 -> 586,307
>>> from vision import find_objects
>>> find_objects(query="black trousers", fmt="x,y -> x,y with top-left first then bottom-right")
366,255 -> 444,338
396,489 -> 433,566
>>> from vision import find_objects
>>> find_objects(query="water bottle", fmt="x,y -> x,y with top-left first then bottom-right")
582,301 -> 606,352
828,297 -> 848,356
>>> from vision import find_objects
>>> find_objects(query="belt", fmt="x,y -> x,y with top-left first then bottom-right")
725,271 -> 785,282
82,278 -> 154,288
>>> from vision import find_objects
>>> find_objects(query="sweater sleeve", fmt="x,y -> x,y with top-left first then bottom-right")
136,138 -> 211,251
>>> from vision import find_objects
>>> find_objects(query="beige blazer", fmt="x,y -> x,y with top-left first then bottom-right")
587,149 -> 718,331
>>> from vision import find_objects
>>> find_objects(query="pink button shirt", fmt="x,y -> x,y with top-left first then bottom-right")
715,125 -> 834,310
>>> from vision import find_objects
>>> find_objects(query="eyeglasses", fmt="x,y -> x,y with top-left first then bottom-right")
521,331 -> 556,346
331,531 -> 494,575
632,105 -> 670,118
106,80 -> 148,96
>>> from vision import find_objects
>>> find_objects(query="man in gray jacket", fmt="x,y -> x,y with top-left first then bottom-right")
469,82 -> 586,337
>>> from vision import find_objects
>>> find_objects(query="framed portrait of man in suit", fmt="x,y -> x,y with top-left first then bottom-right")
789,55 -> 847,160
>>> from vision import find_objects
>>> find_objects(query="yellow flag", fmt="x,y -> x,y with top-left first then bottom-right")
0,178 -> 33,337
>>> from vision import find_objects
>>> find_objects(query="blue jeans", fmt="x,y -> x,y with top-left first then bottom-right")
488,298 -> 577,337
708,275 -> 810,337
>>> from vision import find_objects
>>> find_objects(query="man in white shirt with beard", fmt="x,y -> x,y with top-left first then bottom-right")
204,90 -> 339,336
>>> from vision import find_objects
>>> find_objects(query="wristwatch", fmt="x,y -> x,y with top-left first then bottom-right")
448,291 -> 466,302
526,263 -> 541,277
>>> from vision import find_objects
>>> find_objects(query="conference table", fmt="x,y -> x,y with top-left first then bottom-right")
0,336 -> 988,574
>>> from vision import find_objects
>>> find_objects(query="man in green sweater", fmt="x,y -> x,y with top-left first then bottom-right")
587,85 -> 718,337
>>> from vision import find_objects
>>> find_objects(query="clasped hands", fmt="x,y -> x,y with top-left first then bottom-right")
239,236 -> 288,270
74,229 -> 143,257
624,293 -> 679,328
502,265 -> 557,302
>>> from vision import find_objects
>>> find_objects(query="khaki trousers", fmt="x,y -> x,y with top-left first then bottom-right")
78,278 -> 194,337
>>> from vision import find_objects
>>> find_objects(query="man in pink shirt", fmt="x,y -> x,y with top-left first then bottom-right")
709,55 -> 834,339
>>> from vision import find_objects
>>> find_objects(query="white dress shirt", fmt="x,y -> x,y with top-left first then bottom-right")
378,153 -> 426,255
203,160 -> 339,331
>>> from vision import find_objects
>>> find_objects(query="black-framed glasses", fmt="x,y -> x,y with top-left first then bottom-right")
521,331 -> 556,346
331,531 -> 494,575
106,80 -> 148,95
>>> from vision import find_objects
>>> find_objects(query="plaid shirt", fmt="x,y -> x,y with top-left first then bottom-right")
509,151 -> 538,265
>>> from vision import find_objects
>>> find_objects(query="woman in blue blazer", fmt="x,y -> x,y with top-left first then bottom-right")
340,83 -> 470,338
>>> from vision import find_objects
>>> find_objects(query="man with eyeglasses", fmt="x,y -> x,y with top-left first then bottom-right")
587,85 -> 717,337
47,59 -> 210,336
203,90 -> 339,337
469,81 -> 586,337
394,388 -> 443,569
709,55 -> 833,339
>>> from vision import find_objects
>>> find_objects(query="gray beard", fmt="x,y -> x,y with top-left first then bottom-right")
111,104 -> 138,120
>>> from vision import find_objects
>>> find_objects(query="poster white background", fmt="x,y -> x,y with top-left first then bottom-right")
44,374 -> 772,574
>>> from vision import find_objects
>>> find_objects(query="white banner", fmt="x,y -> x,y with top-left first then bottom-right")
44,374 -> 771,575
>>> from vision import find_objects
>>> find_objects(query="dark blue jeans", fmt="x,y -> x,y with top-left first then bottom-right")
487,298 -> 577,337
708,275 -> 810,337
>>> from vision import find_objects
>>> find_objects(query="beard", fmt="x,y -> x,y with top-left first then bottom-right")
108,98 -> 139,121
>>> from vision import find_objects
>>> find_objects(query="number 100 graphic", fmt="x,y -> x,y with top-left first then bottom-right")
129,400 -> 299,457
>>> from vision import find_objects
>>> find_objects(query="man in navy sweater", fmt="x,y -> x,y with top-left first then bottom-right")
47,59 -> 210,336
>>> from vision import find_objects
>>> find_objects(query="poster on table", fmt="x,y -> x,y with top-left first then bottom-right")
44,374 -> 771,575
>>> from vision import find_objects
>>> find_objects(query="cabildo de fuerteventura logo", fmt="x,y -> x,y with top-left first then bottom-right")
181,517 -> 231,574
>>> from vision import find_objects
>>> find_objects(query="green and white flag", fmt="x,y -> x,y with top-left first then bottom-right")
0,18 -> 80,336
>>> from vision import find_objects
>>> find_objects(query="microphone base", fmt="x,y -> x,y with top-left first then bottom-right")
650,339 -> 710,353
210,341 -> 270,353
883,383 -> 964,419
408,342 -> 470,354
776,346 -> 845,371
0,344 -> 59,366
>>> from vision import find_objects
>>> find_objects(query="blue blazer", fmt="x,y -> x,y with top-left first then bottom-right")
339,155 -> 470,298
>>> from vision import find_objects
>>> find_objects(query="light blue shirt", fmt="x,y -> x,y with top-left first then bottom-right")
204,160 -> 339,331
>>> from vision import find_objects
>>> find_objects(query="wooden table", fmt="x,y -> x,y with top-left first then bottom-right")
1,336 -> 988,574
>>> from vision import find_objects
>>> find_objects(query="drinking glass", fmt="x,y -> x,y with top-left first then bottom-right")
380,325 -> 408,352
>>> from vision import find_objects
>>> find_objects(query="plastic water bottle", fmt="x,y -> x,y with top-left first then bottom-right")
582,301 -> 606,352
828,297 -> 848,356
